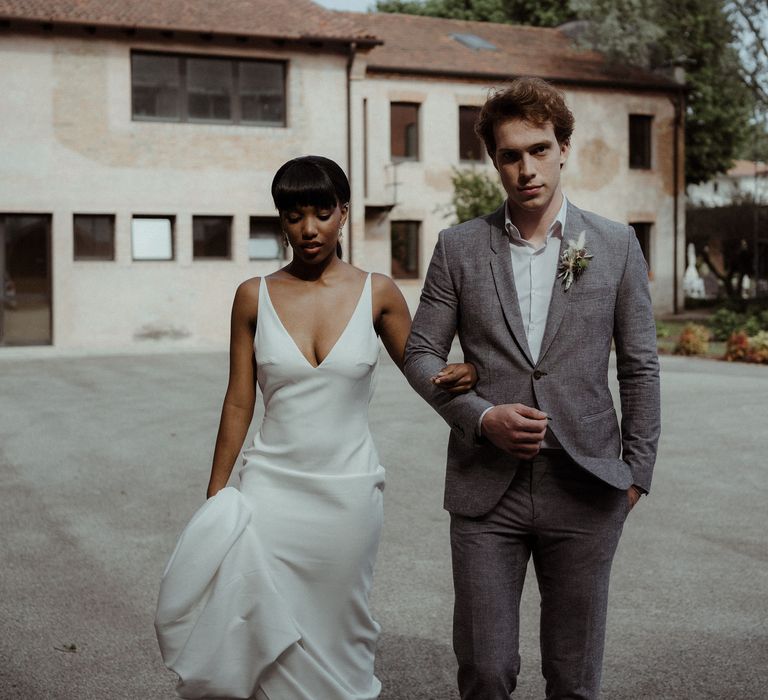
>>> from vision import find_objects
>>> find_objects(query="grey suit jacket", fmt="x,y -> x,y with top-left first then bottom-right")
404,202 -> 661,518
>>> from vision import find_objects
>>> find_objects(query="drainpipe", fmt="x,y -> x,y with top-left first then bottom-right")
346,42 -> 357,264
672,87 -> 684,315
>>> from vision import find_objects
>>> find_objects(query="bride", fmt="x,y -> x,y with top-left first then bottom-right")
154,155 -> 477,699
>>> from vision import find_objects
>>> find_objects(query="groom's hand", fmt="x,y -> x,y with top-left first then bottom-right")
481,404 -> 548,459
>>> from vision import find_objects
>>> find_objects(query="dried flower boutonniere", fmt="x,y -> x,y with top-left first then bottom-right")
557,230 -> 593,291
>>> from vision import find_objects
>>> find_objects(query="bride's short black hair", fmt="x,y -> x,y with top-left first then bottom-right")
271,155 -> 350,213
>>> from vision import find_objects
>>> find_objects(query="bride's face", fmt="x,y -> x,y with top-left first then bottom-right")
281,202 -> 348,264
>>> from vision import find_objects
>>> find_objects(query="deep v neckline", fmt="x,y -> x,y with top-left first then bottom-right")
263,274 -> 369,370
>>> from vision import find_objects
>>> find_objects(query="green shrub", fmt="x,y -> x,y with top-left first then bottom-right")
747,331 -> 768,364
709,308 -> 744,341
744,314 -> 763,336
674,323 -> 710,356
655,321 -> 671,339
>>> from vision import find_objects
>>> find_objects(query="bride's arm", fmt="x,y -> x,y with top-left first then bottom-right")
372,273 -> 411,371
206,279 -> 260,499
372,273 -> 476,392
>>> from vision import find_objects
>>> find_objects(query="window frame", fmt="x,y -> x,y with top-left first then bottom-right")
390,102 -> 421,162
390,220 -> 421,280
629,221 -> 653,273
458,105 -> 484,163
192,215 -> 233,261
628,114 -> 653,170
73,213 -> 116,261
248,216 -> 284,261
131,215 -> 176,262
130,50 -> 287,127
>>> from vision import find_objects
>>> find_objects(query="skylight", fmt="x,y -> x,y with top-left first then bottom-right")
450,33 -> 498,51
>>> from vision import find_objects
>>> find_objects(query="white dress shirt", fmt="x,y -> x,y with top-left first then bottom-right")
504,194 -> 567,363
478,195 -> 568,448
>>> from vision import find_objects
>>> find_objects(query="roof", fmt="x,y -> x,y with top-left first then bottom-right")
0,0 -> 379,45
727,159 -> 768,178
346,11 -> 681,91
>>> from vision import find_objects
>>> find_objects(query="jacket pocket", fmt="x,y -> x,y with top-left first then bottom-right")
580,406 -> 616,423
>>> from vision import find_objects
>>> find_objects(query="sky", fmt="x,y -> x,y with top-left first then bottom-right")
314,0 -> 374,12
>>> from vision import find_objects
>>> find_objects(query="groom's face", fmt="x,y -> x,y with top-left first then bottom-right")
492,118 -> 570,215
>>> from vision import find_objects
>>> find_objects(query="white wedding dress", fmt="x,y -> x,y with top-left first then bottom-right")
155,274 -> 385,699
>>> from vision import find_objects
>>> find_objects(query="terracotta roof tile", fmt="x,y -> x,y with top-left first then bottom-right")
347,11 -> 680,90
0,0 -> 378,44
728,159 -> 768,178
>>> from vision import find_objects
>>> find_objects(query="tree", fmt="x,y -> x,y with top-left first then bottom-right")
450,168 -> 504,223
572,0 -> 754,184
729,0 -> 768,161
729,0 -> 768,110
374,0 -> 573,26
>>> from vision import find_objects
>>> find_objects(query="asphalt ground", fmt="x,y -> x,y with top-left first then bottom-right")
1,348 -> 766,699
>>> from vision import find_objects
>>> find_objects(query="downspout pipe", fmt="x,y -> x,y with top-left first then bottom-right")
672,88 -> 684,315
346,41 -> 357,264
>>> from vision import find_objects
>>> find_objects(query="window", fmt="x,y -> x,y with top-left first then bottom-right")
391,221 -> 420,279
187,57 -> 233,122
459,106 -> 483,162
630,222 -> 652,270
249,217 -> 283,260
391,103 -> 419,160
73,214 -> 115,260
131,53 -> 181,120
629,114 -> 653,169
132,216 -> 174,260
131,52 -> 286,126
193,216 -> 231,259
450,33 -> 498,51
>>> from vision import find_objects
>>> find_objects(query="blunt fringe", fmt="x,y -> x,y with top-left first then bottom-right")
271,155 -> 350,213
475,77 -> 575,157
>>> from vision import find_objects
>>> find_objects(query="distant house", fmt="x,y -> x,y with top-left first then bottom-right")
0,0 -> 684,348
687,160 -> 768,208
686,161 -> 768,298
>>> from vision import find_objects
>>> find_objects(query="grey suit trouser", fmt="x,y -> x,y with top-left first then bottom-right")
450,452 -> 628,700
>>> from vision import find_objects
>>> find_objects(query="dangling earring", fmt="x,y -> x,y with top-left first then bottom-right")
338,226 -> 343,241
282,231 -> 289,247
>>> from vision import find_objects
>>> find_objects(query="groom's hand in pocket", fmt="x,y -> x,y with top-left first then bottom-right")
481,404 -> 548,459
431,362 -> 478,393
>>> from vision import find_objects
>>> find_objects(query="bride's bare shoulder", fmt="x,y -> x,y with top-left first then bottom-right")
368,272 -> 407,311
233,277 -> 262,318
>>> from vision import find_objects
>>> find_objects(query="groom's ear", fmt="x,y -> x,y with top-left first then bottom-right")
559,139 -> 570,169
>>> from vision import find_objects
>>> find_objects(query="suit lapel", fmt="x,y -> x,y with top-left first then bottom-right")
536,203 -> 583,365
488,204 -> 535,366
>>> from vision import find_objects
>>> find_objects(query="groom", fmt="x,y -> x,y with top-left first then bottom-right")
404,77 -> 660,699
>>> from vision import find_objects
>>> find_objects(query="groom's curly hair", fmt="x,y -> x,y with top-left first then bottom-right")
475,77 -> 575,158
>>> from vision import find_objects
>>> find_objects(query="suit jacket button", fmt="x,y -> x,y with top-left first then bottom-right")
533,370 -> 547,380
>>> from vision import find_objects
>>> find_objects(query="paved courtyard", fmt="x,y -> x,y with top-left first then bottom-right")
0,348 -> 766,699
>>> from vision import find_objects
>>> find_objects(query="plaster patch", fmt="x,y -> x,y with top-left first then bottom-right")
574,138 -> 621,191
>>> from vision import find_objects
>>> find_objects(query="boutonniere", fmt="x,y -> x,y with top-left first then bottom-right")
557,230 -> 593,291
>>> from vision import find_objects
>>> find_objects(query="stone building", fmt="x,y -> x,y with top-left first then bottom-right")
0,0 -> 685,348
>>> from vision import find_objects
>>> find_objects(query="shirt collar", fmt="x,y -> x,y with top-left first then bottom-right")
504,194 -> 568,246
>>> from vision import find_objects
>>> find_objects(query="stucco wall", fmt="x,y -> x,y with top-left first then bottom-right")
0,32 -> 349,348
1,30 -> 684,349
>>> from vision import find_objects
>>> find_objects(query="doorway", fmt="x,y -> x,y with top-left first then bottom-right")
0,214 -> 52,346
